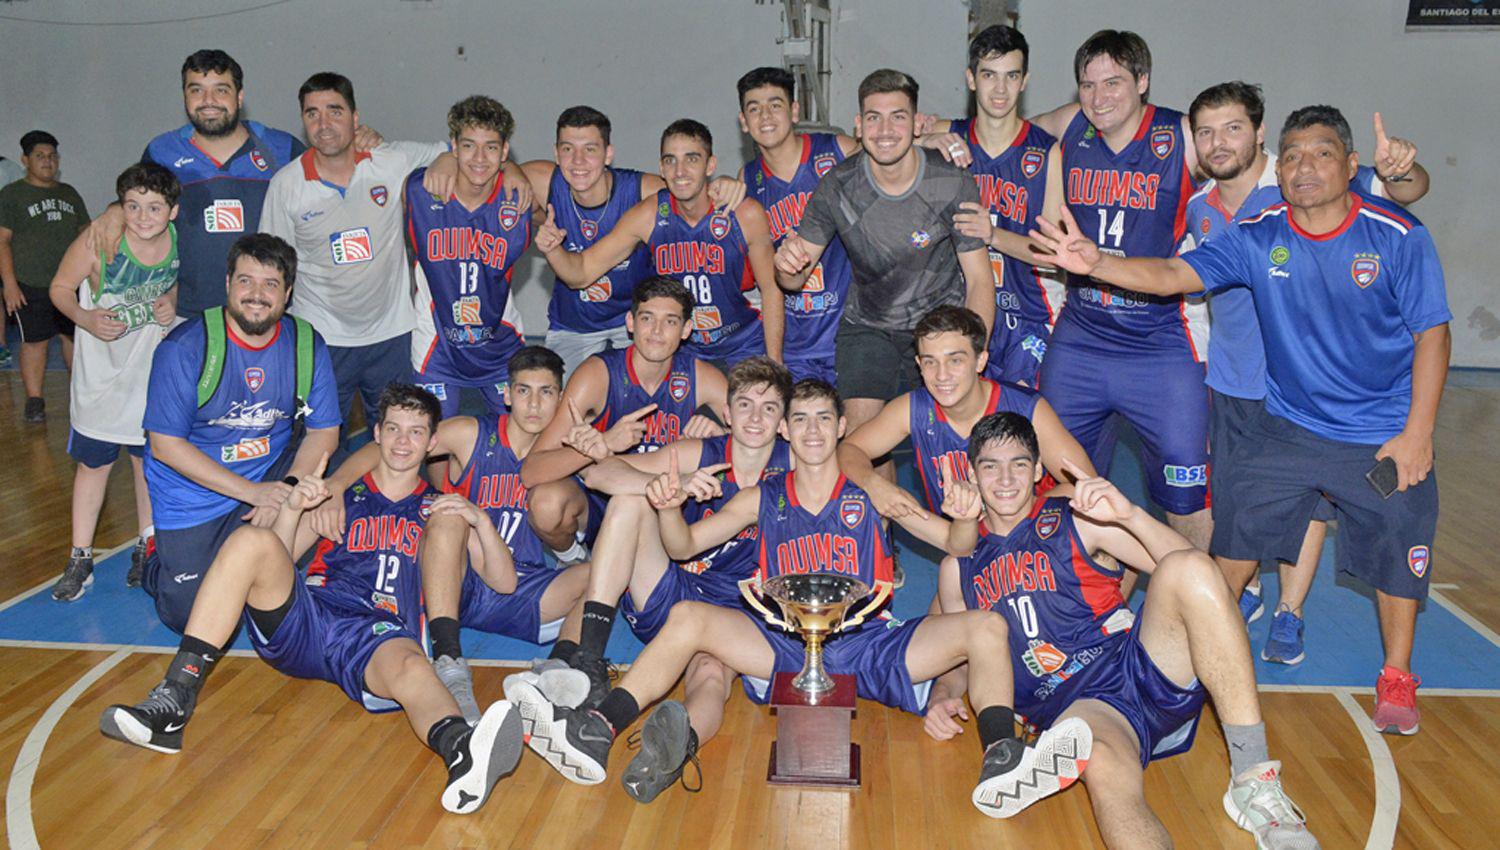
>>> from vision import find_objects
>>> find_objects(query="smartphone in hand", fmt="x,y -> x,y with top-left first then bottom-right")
1366,456 -> 1399,499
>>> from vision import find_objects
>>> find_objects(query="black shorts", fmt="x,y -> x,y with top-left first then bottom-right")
834,320 -> 919,402
14,284 -> 73,342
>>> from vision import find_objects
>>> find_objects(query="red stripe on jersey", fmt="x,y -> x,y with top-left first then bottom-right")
1130,105 -> 1157,143
1071,534 -> 1123,618
1288,194 -> 1362,241
305,537 -> 336,580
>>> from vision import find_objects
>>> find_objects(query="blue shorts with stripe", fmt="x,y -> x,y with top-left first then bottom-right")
743,613 -> 932,716
460,564 -> 565,644
620,565 -> 750,644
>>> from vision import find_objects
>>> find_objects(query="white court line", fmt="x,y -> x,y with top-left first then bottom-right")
1334,688 -> 1400,850
0,539 -> 134,616
1429,587 -> 1500,650
6,647 -> 132,850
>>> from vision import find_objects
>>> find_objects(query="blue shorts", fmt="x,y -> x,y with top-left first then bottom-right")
1039,340 -> 1210,514
580,479 -> 607,547
985,317 -> 1049,387
328,334 -> 413,433
744,613 -> 932,716
246,579 -> 414,712
785,356 -> 836,385
459,564 -> 564,644
621,565 -> 702,644
68,429 -> 144,468
1210,391 -> 1335,539
413,380 -> 508,420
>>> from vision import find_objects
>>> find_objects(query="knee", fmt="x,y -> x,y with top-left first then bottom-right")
661,601 -> 712,642
968,609 -> 1009,645
601,494 -> 649,528
527,481 -> 578,530
684,653 -> 731,692
223,525 -> 285,562
1153,549 -> 1226,599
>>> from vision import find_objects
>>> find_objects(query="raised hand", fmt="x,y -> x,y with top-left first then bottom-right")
774,231 -> 813,276
683,461 -> 731,502
603,403 -> 658,454
534,203 -> 566,253
1027,206 -> 1101,276
561,397 -> 609,460
682,413 -> 727,439
286,453 -> 332,512
1061,457 -> 1134,524
940,462 -> 982,522
645,445 -> 691,510
1372,112 -> 1417,181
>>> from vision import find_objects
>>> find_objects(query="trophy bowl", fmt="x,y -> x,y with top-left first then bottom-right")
754,573 -> 872,697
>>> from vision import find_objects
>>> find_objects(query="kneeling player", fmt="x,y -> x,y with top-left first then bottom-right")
99,386 -> 523,815
511,381 -> 1092,815
934,413 -> 1315,848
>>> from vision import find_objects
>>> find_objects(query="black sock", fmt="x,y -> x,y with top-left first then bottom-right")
580,602 -> 616,656
426,714 -> 471,764
164,635 -> 221,698
976,705 -> 1017,752
549,639 -> 579,662
593,688 -> 639,737
430,617 -> 462,660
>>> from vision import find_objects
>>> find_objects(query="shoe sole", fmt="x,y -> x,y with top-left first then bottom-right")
1373,718 -> 1420,736
442,700 -> 524,814
511,679 -> 607,785
502,672 -> 540,736
99,707 -> 181,755
972,716 -> 1092,819
1260,646 -> 1305,665
52,573 -> 94,602
622,702 -> 690,804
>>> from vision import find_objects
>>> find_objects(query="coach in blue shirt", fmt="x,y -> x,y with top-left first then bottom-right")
1027,105 -> 1450,738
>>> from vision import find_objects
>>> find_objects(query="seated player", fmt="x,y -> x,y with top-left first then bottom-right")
99,385 -> 524,815
519,277 -> 728,565
510,380 -> 1093,816
934,412 -> 1315,848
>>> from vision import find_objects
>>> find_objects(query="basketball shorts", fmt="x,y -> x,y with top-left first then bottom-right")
744,613 -> 932,715
985,316 -> 1049,388
459,564 -> 565,644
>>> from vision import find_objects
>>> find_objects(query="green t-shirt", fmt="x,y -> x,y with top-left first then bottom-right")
0,179 -> 90,289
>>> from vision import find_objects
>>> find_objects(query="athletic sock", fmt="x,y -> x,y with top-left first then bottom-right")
427,714 -> 471,762
580,602 -> 617,656
549,639 -> 579,662
70,546 -> 94,560
430,617 -> 463,660
139,525 -> 155,541
593,688 -> 639,737
976,705 -> 1017,753
1223,721 -> 1270,777
164,635 -> 221,700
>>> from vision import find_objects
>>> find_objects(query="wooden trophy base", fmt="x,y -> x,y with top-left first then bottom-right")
766,671 -> 860,788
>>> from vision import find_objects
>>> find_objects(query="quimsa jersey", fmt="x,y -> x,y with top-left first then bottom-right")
406,169 -> 530,384
755,472 -> 893,589
304,475 -> 435,634
908,378 -> 1040,511
647,189 -> 762,354
548,167 -> 652,333
593,346 -> 700,452
950,118 -> 1065,331
743,133 -> 851,360
1056,105 -> 1204,356
957,497 -> 1133,727
444,414 -> 548,571
675,436 -> 793,599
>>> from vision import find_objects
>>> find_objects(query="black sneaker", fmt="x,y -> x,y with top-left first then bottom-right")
51,554 -> 94,601
972,716 -> 1092,818
127,535 -> 154,588
509,677 -> 612,785
622,701 -> 700,804
99,681 -> 195,754
569,648 -> 614,708
441,700 -> 525,814
23,396 -> 44,423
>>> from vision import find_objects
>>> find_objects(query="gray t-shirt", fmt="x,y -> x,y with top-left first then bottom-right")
798,147 -> 983,331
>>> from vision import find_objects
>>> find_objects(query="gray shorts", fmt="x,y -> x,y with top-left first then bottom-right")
545,326 -> 632,379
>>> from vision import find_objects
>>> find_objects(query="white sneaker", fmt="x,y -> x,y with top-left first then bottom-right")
1223,761 -> 1320,849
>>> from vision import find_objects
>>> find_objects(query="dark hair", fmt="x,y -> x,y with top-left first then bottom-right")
791,378 -> 843,418
448,95 -> 515,143
858,68 -> 919,111
1189,81 -> 1265,132
1074,30 -> 1151,96
914,305 -> 987,356
181,49 -> 243,90
632,275 -> 695,320
556,105 -> 611,146
661,118 -> 713,156
969,25 -> 1029,75
226,233 -> 297,286
727,356 -> 794,411
737,67 -> 796,105
507,345 -> 565,387
20,130 -> 58,156
967,412 -> 1039,465
298,72 -> 356,111
1279,105 -> 1354,156
377,383 -> 442,431
116,162 -> 181,207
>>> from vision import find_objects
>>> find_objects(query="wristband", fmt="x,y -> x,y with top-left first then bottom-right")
282,476 -> 300,486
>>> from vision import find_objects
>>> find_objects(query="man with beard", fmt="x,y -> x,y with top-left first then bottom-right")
141,233 -> 340,633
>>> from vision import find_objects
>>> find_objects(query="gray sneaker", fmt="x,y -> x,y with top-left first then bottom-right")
434,655 -> 482,725
622,701 -> 700,804
52,555 -> 95,602
23,396 -> 44,423
503,658 -> 591,722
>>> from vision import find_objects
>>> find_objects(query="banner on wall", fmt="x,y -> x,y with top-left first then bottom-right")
1407,0 -> 1500,28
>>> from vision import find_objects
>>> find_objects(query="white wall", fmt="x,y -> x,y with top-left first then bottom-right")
1015,0 -> 1500,367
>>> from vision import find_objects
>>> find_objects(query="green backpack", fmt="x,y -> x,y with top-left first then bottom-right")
195,306 -> 315,424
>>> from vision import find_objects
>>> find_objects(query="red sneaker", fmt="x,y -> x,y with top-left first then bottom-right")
1372,665 -> 1421,735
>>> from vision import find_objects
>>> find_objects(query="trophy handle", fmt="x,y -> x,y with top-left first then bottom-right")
738,576 -> 790,629
839,580 -> 892,631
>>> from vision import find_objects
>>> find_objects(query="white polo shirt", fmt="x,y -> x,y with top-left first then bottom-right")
260,141 -> 445,347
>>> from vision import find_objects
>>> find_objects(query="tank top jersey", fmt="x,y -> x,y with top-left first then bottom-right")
676,436 -> 794,598
305,475 -> 435,635
949,118 -> 1065,332
754,472 -> 893,589
1056,105 -> 1205,357
956,496 -> 1134,726
908,378 -> 1040,511
646,189 -> 762,356
406,169 -> 530,384
71,225 -> 180,445
547,167 -> 652,333
593,345 -> 700,453
443,414 -> 548,572
742,133 -> 852,360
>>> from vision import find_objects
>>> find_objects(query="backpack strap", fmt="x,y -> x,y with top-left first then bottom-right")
293,315 -> 314,419
196,307 -> 227,408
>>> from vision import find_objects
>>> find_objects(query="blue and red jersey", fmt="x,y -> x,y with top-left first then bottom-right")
676,436 -> 793,600
755,472 -> 893,588
593,346 -> 700,453
647,189 -> 763,359
443,414 -> 548,571
548,167 -> 653,333
908,379 -> 1040,511
304,475 -> 434,634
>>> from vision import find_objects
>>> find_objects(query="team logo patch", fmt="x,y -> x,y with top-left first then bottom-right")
1150,129 -> 1175,160
369,185 -> 388,207
658,202 -> 671,219
1200,217 -> 1212,236
910,229 -> 931,249
668,373 -> 691,402
709,212 -> 731,240
203,199 -> 245,233
249,149 -> 269,171
244,367 -> 265,393
220,436 -> 270,463
813,153 -> 837,177
419,492 -> 440,520
305,574 -> 326,587
1270,246 -> 1290,265
581,219 -> 598,240
329,228 -> 373,264
1408,545 -> 1430,578
1022,639 -> 1068,676
840,497 -> 866,529
371,621 -> 398,636
1021,149 -> 1044,178
692,305 -> 723,330
1351,257 -> 1381,289
498,201 -> 521,230
372,591 -> 400,616
1036,508 -> 1062,539
680,559 -> 710,575
581,277 -> 612,303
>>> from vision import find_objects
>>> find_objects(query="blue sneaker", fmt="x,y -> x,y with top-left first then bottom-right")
1261,607 -> 1306,665
1238,584 -> 1264,625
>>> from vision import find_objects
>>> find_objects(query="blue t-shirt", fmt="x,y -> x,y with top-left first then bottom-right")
1180,193 -> 1450,443
143,315 -> 341,529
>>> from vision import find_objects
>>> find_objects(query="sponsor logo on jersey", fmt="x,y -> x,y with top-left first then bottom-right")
220,436 -> 271,463
910,229 -> 931,249
370,185 -> 389,207
498,201 -> 521,230
249,149 -> 269,171
372,591 -> 400,615
1035,508 -> 1062,539
1021,149 -> 1045,178
173,156 -> 195,168
840,497 -> 865,529
1022,639 -> 1069,677
658,201 -> 671,219
244,367 -> 265,393
692,305 -> 723,330
453,295 -> 483,325
1022,334 -> 1047,361
813,153 -> 837,177
300,208 -> 325,223
203,199 -> 245,233
581,277 -> 612,303
1163,464 -> 1208,487
372,621 -> 399,636
679,558 -> 711,575
330,228 -> 373,264
417,382 -> 448,400
1351,256 -> 1381,289
669,373 -> 691,402
1270,246 -> 1290,265
305,574 -> 326,587
709,212 -> 731,241
1408,545 -> 1430,578
581,219 -> 598,240
1150,128 -> 1175,159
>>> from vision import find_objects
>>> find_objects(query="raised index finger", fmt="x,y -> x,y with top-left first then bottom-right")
1058,456 -> 1088,481
668,444 -> 680,482
568,396 -> 584,425
312,452 -> 329,479
1373,112 -> 1388,145
626,403 -> 659,421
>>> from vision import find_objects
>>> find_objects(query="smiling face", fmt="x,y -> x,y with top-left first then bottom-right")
374,406 -> 438,474
916,330 -> 987,409
555,124 -> 613,195
183,70 -> 243,138
971,436 -> 1043,521
1277,123 -> 1357,213
505,367 -> 563,436
726,382 -> 786,450
659,133 -> 715,202
1077,54 -> 1147,137
739,83 -> 799,150
967,51 -> 1029,122
120,188 -> 178,242
625,295 -> 691,363
452,125 -> 506,193
856,91 -> 916,166
781,394 -> 844,467
225,255 -> 289,337
1194,102 -> 1262,182
301,89 -> 357,159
